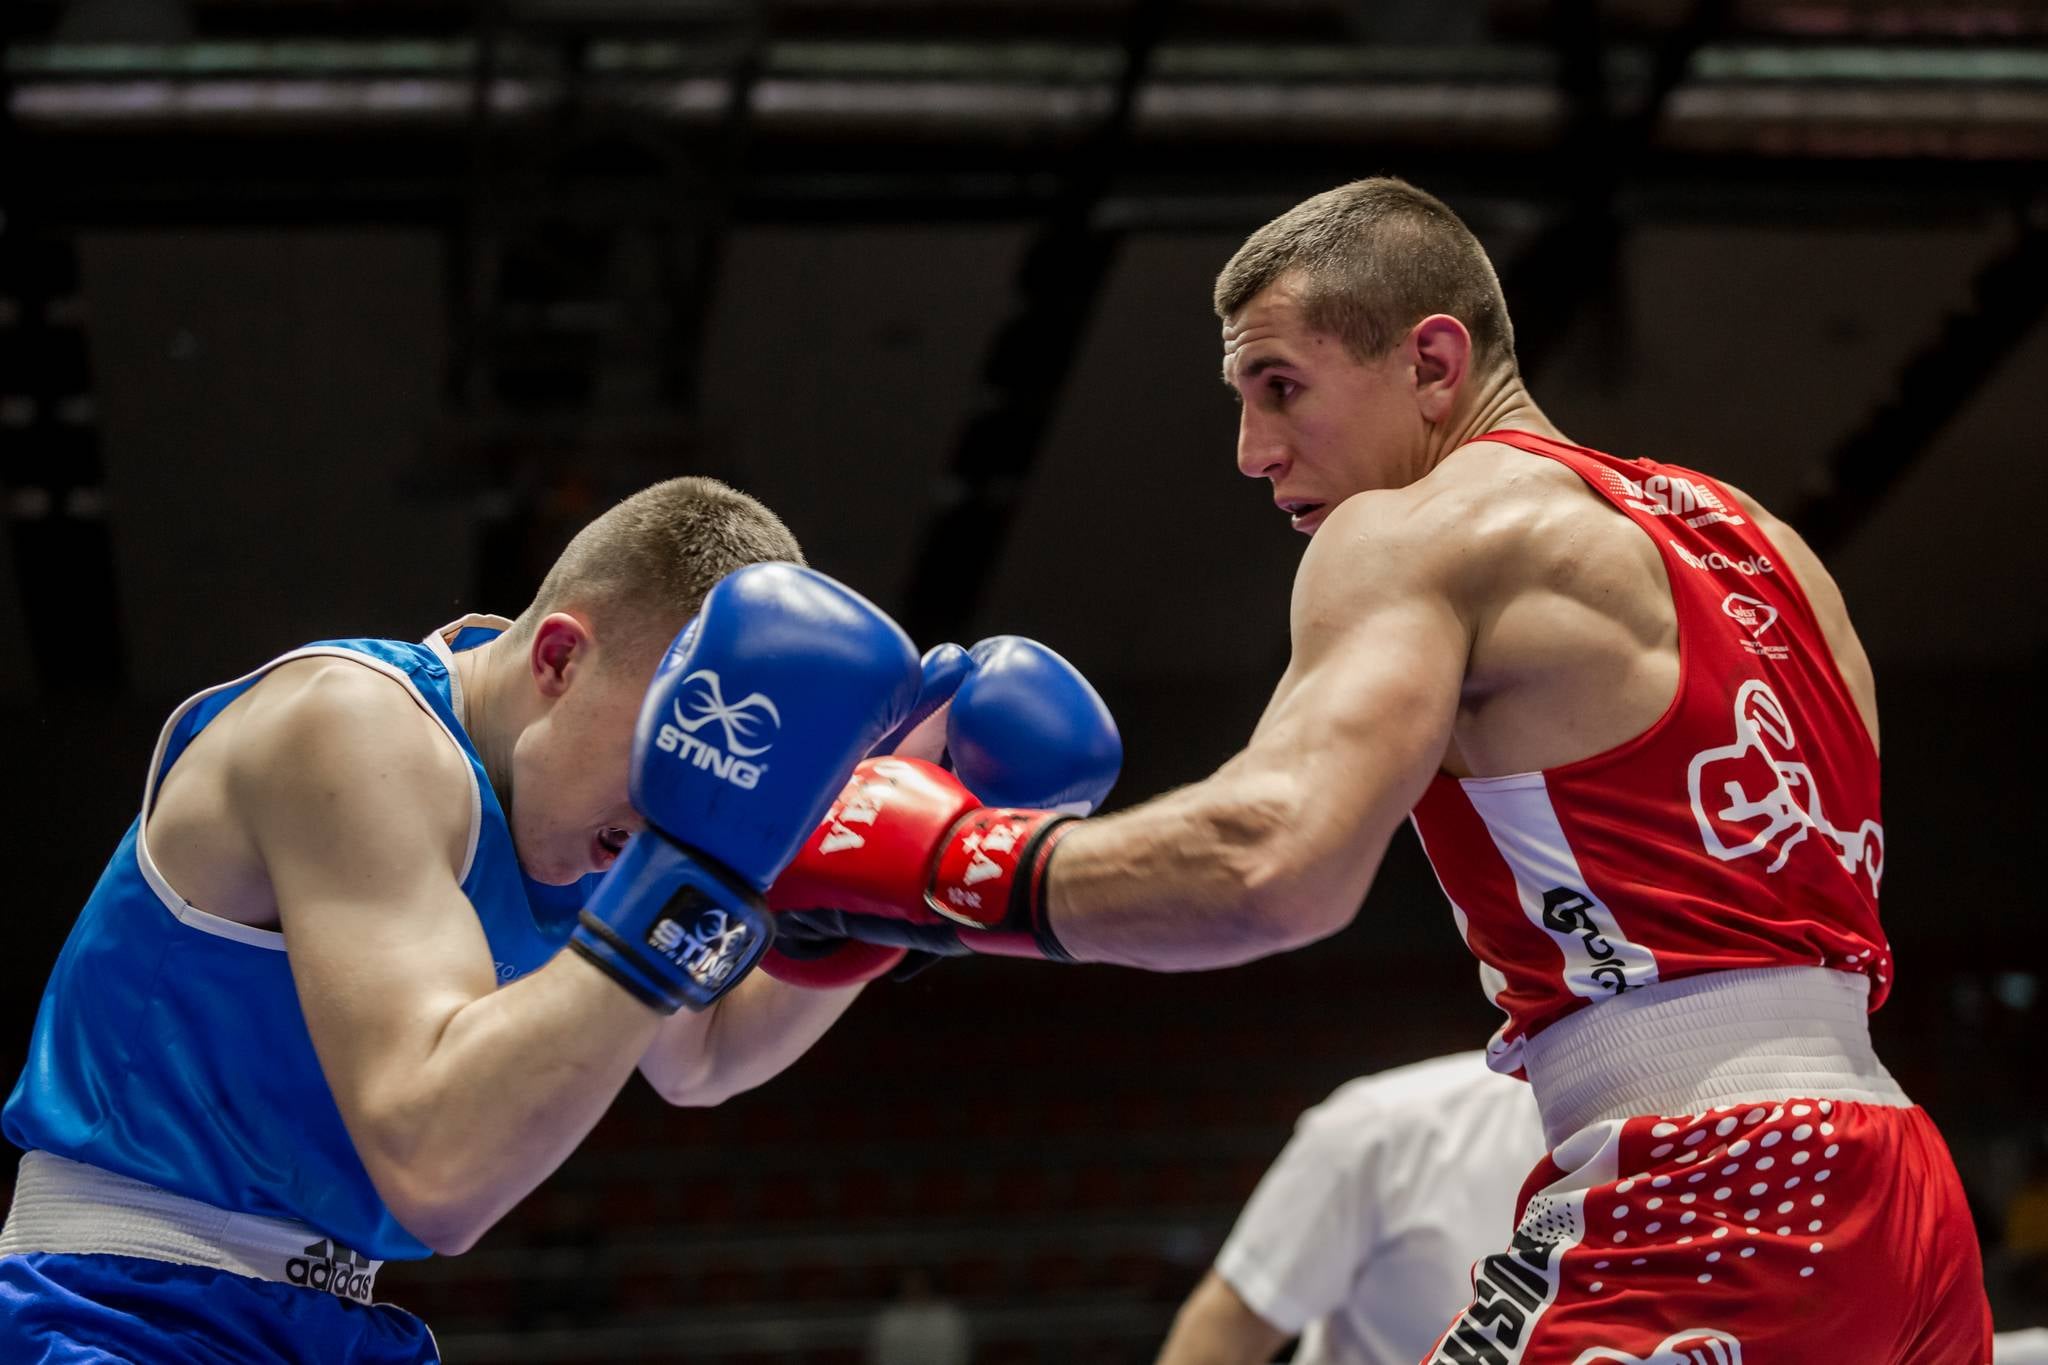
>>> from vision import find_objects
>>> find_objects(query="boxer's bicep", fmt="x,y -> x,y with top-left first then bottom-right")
230,665 -> 497,1196
1233,495 -> 1468,922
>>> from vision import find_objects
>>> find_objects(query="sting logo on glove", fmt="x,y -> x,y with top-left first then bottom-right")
646,895 -> 758,991
653,669 -> 781,791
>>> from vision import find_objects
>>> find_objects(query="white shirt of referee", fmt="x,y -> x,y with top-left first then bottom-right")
1157,1051 -> 1545,1365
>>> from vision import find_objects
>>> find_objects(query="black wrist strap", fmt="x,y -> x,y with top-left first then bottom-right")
1009,816 -> 1078,963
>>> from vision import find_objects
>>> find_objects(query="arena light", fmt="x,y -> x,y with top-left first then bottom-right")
7,38 -> 2045,154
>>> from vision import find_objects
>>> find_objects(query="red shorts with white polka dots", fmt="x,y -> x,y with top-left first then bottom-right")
1424,1098 -> 1990,1365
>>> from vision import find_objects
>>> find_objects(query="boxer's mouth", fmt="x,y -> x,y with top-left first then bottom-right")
593,827 -> 629,869
1278,499 -> 1326,533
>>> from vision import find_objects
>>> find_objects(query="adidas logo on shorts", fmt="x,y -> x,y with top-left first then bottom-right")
285,1237 -> 377,1304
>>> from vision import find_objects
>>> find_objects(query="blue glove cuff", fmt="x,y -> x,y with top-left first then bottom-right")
572,833 -> 775,1013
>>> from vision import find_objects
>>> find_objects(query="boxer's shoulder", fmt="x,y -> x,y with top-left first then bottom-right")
148,654 -> 472,932
1426,438 -> 1676,597
230,656 -> 466,785
1306,449 -> 1571,601
216,657 -> 473,859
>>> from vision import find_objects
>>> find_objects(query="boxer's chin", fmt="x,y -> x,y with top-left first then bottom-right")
518,831 -> 588,886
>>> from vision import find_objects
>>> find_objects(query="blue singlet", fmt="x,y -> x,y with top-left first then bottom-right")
2,620 -> 589,1359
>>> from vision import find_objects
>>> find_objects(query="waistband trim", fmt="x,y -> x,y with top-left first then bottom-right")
1522,966 -> 1910,1149
0,1152 -> 383,1304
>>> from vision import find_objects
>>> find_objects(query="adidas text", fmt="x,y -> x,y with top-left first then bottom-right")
285,1239 -> 376,1304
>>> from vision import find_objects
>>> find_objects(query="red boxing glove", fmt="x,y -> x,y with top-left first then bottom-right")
753,935 -> 908,990
766,757 -> 1077,962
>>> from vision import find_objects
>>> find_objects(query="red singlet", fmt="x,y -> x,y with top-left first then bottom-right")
1411,431 -> 1889,1075
1414,433 -> 1987,1364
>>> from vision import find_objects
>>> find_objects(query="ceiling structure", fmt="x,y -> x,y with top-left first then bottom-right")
1,0 -> 2043,710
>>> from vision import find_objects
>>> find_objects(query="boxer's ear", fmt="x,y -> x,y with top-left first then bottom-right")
530,612 -> 596,700
1408,314 -> 1472,423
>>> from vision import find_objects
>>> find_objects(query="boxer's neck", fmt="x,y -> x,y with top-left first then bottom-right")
1421,368 -> 1567,478
447,637 -> 526,799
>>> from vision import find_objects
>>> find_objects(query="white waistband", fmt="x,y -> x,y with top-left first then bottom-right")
0,1152 -> 384,1304
1522,966 -> 1911,1149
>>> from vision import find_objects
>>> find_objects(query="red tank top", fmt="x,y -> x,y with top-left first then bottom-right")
1410,432 -> 1889,1075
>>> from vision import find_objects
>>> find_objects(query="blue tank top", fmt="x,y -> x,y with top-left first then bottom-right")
3,621 -> 583,1261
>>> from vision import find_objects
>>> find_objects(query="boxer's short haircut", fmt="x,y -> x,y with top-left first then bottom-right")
514,476 -> 803,661
1215,177 -> 1517,372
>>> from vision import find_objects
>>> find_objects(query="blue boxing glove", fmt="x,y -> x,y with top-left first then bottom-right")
763,635 -> 1121,982
872,642 -> 974,761
570,564 -> 921,1013
946,636 -> 1121,813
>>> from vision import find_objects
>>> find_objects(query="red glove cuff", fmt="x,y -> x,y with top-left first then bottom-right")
927,809 -> 1077,961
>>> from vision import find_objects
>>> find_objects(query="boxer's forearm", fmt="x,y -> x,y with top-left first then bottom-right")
347,950 -> 667,1255
1045,754 -> 1394,971
637,970 -> 864,1106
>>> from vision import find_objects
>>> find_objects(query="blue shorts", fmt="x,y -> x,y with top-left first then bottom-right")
0,1253 -> 438,1363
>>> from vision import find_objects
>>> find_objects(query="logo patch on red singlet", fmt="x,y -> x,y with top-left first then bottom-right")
1604,471 -> 1745,529
1719,593 -> 1789,661
1540,888 -> 1640,996
1670,541 -> 1775,577
1687,681 -> 1883,894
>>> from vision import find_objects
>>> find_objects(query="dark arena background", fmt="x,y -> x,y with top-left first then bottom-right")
2,0 -> 2045,1361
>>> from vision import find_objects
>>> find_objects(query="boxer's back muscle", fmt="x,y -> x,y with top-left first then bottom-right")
1432,440 -> 1877,780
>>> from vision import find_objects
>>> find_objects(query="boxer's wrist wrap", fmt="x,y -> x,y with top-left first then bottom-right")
1016,815 -> 1077,962
926,810 -> 1077,962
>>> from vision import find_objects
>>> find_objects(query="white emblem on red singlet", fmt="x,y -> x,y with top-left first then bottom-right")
1669,540 -> 1775,577
1687,680 -> 1883,894
1719,593 -> 1777,638
1719,593 -> 1790,661
1571,1329 -> 1744,1365
1605,471 -> 1746,528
